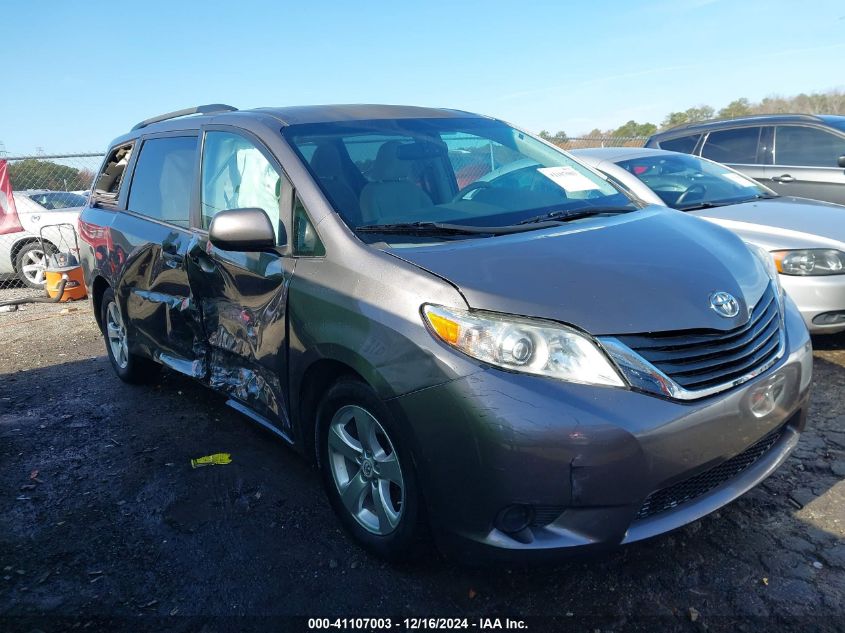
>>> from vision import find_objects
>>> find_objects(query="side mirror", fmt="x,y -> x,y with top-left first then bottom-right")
208,208 -> 284,252
838,155 -> 845,168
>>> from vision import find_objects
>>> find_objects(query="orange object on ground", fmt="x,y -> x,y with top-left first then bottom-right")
45,252 -> 87,301
39,222 -> 88,302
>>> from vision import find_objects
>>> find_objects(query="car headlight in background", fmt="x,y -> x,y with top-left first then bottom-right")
772,249 -> 845,276
422,304 -> 625,387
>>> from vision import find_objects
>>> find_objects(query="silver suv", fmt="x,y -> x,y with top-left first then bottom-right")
646,114 -> 845,205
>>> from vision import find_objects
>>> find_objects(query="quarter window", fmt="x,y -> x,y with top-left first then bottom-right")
201,131 -> 284,242
93,142 -> 134,206
127,136 -> 197,227
701,127 -> 762,164
292,195 -> 325,257
774,126 -> 845,167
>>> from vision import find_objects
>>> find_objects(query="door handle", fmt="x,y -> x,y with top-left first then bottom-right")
771,174 -> 794,183
161,248 -> 184,267
160,241 -> 184,267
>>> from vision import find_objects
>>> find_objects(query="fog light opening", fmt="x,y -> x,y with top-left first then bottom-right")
812,311 -> 845,326
495,504 -> 535,535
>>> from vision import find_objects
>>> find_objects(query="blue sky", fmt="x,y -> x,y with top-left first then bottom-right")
2,0 -> 844,154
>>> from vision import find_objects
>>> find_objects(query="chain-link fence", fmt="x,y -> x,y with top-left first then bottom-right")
555,136 -> 647,150
0,137 -> 647,304
0,153 -> 103,304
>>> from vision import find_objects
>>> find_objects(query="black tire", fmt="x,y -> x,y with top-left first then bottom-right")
317,378 -> 426,560
15,241 -> 56,289
100,287 -> 161,384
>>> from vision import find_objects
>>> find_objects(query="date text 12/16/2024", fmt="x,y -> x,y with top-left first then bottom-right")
307,618 -> 528,630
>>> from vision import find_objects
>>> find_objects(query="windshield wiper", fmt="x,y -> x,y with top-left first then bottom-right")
517,206 -> 635,225
677,201 -> 720,211
678,192 -> 779,212
355,221 -> 566,235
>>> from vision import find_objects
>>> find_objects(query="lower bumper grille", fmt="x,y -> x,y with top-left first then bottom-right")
636,426 -> 785,521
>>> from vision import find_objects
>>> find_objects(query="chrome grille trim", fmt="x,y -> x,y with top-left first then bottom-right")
599,284 -> 785,401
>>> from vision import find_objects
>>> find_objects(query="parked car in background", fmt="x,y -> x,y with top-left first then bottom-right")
646,114 -> 845,205
20,190 -> 88,211
572,147 -> 845,333
78,103 -> 812,562
0,190 -> 86,288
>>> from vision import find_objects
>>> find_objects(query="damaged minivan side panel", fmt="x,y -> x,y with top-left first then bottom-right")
183,124 -> 299,433
186,236 -> 296,431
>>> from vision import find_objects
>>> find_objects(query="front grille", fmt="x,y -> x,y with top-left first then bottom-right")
635,426 -> 784,520
616,285 -> 782,392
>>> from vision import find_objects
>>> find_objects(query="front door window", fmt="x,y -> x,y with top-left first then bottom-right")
201,131 -> 284,242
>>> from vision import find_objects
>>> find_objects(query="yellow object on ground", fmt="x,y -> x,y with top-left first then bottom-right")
190,453 -> 232,468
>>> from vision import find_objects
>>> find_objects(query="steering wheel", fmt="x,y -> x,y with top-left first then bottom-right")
676,183 -> 707,206
452,180 -> 492,203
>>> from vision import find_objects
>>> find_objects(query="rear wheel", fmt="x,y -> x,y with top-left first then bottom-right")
100,287 -> 161,384
15,241 -> 55,289
318,378 -> 425,560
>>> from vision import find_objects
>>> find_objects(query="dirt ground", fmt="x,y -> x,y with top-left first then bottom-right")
1,296 -> 843,632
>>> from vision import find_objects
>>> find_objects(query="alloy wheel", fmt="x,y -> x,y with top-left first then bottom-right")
327,404 -> 405,535
20,248 -> 47,286
106,301 -> 129,369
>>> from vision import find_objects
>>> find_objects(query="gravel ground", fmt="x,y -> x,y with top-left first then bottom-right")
0,298 -> 843,632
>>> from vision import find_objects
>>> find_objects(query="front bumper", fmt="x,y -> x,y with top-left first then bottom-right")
389,297 -> 813,562
781,273 -> 845,334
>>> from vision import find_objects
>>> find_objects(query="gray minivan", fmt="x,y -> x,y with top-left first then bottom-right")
79,104 -> 812,562
646,114 -> 845,205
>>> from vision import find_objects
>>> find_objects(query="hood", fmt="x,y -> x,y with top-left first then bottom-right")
388,207 -> 769,335
690,196 -> 845,250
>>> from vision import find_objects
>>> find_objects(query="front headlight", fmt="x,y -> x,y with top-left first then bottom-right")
422,304 -> 625,387
772,249 -> 845,276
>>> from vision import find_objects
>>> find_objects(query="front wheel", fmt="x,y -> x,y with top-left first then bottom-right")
100,287 -> 161,384
318,378 -> 425,560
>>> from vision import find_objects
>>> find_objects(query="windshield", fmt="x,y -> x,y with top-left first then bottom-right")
284,118 -> 637,242
26,191 -> 88,210
616,153 -> 774,210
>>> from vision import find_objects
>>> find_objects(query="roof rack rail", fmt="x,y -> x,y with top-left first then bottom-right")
131,104 -> 238,131
663,112 -> 823,134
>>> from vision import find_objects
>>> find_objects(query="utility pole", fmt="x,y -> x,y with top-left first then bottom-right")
0,141 -> 6,157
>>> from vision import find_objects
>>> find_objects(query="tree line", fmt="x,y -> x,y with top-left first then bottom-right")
8,159 -> 95,192
539,88 -> 845,142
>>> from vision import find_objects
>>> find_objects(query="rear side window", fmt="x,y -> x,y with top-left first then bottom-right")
127,136 -> 198,228
657,134 -> 701,155
774,126 -> 845,167
701,127 -> 762,164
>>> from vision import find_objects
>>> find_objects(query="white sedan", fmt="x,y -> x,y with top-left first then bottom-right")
572,147 -> 845,334
1,190 -> 86,288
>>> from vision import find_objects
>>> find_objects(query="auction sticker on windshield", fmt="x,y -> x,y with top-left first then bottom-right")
538,166 -> 601,192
